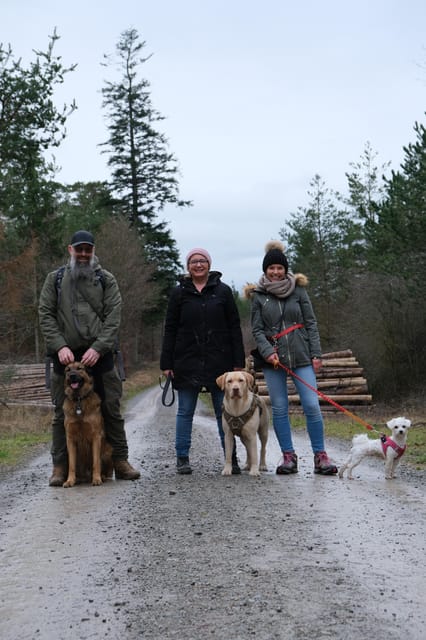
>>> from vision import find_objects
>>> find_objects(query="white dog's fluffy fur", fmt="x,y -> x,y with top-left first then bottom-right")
216,371 -> 269,477
338,416 -> 411,480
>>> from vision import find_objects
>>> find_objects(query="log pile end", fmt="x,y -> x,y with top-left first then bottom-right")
247,349 -> 372,410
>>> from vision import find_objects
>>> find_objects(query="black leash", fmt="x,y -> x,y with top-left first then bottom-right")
159,372 -> 175,406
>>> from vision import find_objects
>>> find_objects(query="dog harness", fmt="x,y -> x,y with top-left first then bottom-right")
222,395 -> 264,437
381,436 -> 406,459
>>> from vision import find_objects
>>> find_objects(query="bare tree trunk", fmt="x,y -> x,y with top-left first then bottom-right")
33,262 -> 40,362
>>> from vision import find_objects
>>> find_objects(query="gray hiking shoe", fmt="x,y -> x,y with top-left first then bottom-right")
176,456 -> 192,474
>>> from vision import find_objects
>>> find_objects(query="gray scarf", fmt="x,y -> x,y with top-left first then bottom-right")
257,273 -> 296,299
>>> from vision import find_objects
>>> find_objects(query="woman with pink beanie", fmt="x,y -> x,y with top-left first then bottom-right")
160,248 -> 245,474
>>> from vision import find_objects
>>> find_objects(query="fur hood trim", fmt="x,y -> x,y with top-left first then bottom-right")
244,273 -> 308,299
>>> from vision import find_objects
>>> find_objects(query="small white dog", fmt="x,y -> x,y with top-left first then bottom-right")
338,416 -> 411,480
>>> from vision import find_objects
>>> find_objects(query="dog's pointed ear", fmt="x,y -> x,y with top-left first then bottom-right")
216,374 -> 226,390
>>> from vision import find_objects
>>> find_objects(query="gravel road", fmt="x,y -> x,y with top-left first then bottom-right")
0,387 -> 425,640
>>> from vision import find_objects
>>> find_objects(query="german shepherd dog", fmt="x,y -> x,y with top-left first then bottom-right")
63,362 -> 113,487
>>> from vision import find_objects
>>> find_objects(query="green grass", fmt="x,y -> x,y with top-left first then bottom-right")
0,403 -> 52,468
0,432 -> 51,466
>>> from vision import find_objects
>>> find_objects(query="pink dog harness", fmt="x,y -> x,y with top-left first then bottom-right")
381,436 -> 406,459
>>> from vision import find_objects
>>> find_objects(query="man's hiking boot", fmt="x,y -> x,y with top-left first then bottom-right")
276,452 -> 298,475
49,465 -> 67,487
176,456 -> 192,475
114,460 -> 141,480
314,451 -> 338,475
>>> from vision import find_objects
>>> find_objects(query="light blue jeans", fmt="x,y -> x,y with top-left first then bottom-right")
175,387 -> 225,457
262,365 -> 325,454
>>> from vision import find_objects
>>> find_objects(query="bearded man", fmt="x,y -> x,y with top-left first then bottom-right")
39,230 -> 140,486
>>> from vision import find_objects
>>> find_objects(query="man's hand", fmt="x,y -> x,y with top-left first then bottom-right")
81,348 -> 100,367
57,346 -> 75,365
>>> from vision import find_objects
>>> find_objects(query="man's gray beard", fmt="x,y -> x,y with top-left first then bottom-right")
70,254 -> 96,281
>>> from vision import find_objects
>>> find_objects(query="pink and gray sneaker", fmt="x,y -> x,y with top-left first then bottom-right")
276,452 -> 298,474
314,451 -> 338,475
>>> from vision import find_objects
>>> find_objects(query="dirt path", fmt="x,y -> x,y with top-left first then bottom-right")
0,388 -> 425,640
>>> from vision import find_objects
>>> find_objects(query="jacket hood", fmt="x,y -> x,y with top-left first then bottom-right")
244,273 -> 308,299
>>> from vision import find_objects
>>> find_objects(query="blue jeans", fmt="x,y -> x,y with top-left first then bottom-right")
175,387 -> 225,457
262,365 -> 325,454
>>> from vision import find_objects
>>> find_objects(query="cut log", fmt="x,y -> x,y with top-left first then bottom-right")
318,368 -> 364,378
322,349 -> 353,359
288,394 -> 372,404
321,358 -> 358,367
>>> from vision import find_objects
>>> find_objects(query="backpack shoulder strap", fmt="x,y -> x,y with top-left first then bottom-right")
94,268 -> 106,289
54,266 -> 66,304
54,266 -> 106,303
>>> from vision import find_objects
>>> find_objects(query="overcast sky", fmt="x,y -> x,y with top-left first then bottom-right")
2,0 -> 426,290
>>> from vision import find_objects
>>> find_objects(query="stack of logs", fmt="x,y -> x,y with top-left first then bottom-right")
0,363 -> 52,406
248,349 -> 372,410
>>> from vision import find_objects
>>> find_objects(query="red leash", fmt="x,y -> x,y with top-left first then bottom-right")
274,360 -> 378,433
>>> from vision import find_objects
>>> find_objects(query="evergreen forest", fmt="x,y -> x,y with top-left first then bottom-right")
1,29 -> 426,403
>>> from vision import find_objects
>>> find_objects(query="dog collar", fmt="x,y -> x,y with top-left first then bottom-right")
75,398 -> 83,416
72,390 -> 92,416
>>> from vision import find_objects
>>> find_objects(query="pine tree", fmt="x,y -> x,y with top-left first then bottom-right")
368,119 -> 426,281
0,30 -> 76,244
345,141 -> 390,227
100,28 -> 191,296
280,175 -> 364,347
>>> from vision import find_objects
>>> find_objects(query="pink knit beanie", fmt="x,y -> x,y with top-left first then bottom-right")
185,248 -> 212,267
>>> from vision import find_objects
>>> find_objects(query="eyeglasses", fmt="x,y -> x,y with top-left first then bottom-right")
189,259 -> 208,265
73,246 -> 94,254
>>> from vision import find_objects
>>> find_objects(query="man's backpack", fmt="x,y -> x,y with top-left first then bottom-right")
54,265 -> 106,302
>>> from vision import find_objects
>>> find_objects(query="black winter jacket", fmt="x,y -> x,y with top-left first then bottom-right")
160,271 -> 245,390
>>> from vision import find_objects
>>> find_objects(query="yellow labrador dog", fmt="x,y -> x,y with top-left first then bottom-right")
216,371 -> 269,477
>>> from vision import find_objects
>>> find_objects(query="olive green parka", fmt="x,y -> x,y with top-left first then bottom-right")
244,273 -> 322,369
38,257 -> 121,357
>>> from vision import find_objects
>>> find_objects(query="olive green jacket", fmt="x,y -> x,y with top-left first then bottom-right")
38,258 -> 121,357
245,274 -> 322,369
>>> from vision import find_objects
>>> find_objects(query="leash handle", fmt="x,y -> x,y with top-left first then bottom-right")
275,360 -> 377,433
159,372 -> 175,407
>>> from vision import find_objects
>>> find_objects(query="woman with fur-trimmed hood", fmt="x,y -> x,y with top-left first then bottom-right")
245,240 -> 338,476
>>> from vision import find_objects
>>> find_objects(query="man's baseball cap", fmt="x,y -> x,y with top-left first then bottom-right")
70,230 -> 95,246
